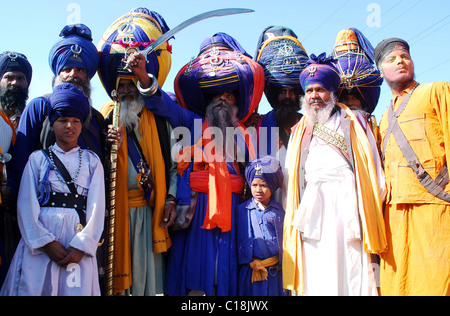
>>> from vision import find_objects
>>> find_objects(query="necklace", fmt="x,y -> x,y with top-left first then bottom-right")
48,146 -> 83,185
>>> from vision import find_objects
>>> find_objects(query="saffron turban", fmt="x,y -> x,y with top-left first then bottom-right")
245,156 -> 283,194
332,28 -> 383,114
374,37 -> 410,67
299,53 -> 341,93
49,83 -> 90,125
97,7 -> 172,99
255,26 -> 308,107
0,51 -> 33,87
48,24 -> 99,80
175,32 -> 264,123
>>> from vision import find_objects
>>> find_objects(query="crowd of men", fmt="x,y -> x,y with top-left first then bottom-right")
0,7 -> 448,296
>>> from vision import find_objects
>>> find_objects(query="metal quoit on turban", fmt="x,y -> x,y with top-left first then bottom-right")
299,53 -> 341,93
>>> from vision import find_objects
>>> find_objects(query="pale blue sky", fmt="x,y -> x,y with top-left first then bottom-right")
2,0 -> 449,121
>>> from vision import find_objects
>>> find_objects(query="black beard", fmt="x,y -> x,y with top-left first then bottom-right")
274,101 -> 301,131
205,100 -> 238,154
0,85 -> 29,116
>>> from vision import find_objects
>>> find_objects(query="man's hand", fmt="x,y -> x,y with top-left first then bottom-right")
107,125 -> 124,149
43,241 -> 68,264
57,247 -> 85,267
125,52 -> 152,89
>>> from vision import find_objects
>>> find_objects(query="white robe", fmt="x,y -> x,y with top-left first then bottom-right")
291,112 -> 380,296
0,144 -> 105,296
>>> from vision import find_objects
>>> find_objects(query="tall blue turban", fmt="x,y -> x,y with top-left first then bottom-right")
245,156 -> 283,194
49,83 -> 90,125
175,33 -> 264,123
255,26 -> 309,107
0,51 -> 33,87
332,28 -> 383,114
48,24 -> 99,80
97,8 -> 172,99
299,53 -> 341,93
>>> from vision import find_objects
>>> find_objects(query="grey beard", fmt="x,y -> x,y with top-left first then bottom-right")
302,93 -> 337,125
53,75 -> 92,101
205,100 -> 239,154
119,94 -> 145,131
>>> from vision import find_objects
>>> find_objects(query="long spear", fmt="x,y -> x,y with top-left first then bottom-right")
105,90 -> 121,296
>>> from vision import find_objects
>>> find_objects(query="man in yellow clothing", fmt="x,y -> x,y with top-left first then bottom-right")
375,38 -> 450,296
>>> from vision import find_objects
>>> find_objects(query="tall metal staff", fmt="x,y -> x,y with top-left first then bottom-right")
105,90 -> 121,296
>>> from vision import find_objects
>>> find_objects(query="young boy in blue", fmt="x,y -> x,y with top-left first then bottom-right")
237,156 -> 286,296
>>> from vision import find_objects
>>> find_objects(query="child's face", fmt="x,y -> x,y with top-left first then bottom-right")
51,117 -> 82,151
251,177 -> 272,207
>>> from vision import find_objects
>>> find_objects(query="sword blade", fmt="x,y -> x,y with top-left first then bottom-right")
125,8 -> 254,60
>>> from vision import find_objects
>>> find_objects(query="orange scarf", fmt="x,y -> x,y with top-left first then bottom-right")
176,121 -> 255,232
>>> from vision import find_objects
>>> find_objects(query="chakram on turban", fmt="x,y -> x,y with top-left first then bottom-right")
97,7 -> 172,99
48,83 -> 90,125
174,33 -> 265,123
245,156 -> 283,194
332,28 -> 383,114
299,52 -> 341,94
254,26 -> 309,107
0,51 -> 33,87
48,24 -> 99,80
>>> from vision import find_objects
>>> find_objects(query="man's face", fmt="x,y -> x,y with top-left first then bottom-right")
0,71 -> 28,90
380,49 -> 414,86
212,91 -> 237,106
304,84 -> 332,110
340,93 -> 362,110
277,87 -> 299,108
117,79 -> 139,102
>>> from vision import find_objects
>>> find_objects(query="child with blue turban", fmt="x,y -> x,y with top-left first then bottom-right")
237,156 -> 287,296
1,83 -> 105,296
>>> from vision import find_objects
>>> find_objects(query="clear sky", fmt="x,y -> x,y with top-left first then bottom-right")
2,0 -> 449,121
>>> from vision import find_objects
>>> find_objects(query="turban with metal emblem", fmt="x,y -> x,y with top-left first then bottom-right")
48,83 -> 90,125
0,51 -> 33,87
48,24 -> 99,80
174,32 -> 264,123
332,28 -> 383,114
254,26 -> 308,107
245,156 -> 283,194
97,7 -> 172,99
299,53 -> 341,93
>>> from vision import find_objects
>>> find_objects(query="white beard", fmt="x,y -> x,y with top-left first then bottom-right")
302,93 -> 337,125
119,94 -> 145,131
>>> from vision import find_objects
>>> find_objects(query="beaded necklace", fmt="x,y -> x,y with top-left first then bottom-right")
48,146 -> 83,185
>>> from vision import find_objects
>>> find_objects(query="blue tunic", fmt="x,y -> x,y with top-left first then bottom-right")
237,198 -> 286,296
145,91 -> 249,296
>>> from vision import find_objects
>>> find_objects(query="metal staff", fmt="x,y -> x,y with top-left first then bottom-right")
105,90 -> 121,296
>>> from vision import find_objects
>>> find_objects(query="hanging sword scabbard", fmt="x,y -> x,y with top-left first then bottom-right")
105,90 -> 121,296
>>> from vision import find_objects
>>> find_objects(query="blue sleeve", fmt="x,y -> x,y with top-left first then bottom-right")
237,201 -> 253,265
8,97 -> 49,193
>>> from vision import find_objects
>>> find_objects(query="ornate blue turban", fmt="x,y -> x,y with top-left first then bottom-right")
97,8 -> 172,99
48,24 -> 99,80
0,51 -> 33,87
332,28 -> 383,114
175,33 -> 264,123
49,83 -> 90,125
255,26 -> 309,107
245,156 -> 283,194
299,53 -> 341,93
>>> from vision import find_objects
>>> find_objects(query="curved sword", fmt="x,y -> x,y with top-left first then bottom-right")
123,8 -> 254,71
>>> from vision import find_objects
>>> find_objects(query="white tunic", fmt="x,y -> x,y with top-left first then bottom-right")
0,144 -> 105,296
0,115 -> 13,153
292,113 -> 379,296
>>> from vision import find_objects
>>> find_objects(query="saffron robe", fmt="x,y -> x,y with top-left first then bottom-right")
379,81 -> 450,296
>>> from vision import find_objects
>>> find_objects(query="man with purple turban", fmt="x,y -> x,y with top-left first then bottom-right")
123,32 -> 264,296
282,53 -> 387,295
9,24 -> 106,198
237,156 -> 286,296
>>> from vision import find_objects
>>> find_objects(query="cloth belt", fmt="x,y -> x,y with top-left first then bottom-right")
249,256 -> 279,283
383,84 -> 450,202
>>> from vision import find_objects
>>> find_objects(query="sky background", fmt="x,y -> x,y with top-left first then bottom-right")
1,0 -> 449,121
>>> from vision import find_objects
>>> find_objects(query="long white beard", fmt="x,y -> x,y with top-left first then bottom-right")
302,93 -> 337,125
120,94 -> 145,131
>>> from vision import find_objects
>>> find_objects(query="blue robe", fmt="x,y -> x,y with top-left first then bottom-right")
145,91 -> 253,296
237,198 -> 286,296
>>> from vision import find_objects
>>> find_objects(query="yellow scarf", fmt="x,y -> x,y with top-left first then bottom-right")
102,104 -> 171,295
283,103 -> 387,294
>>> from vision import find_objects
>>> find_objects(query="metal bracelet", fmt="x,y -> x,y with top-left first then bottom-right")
137,73 -> 159,97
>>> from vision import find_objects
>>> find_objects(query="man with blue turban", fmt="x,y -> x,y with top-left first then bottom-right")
9,24 -> 106,199
283,53 -> 387,295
